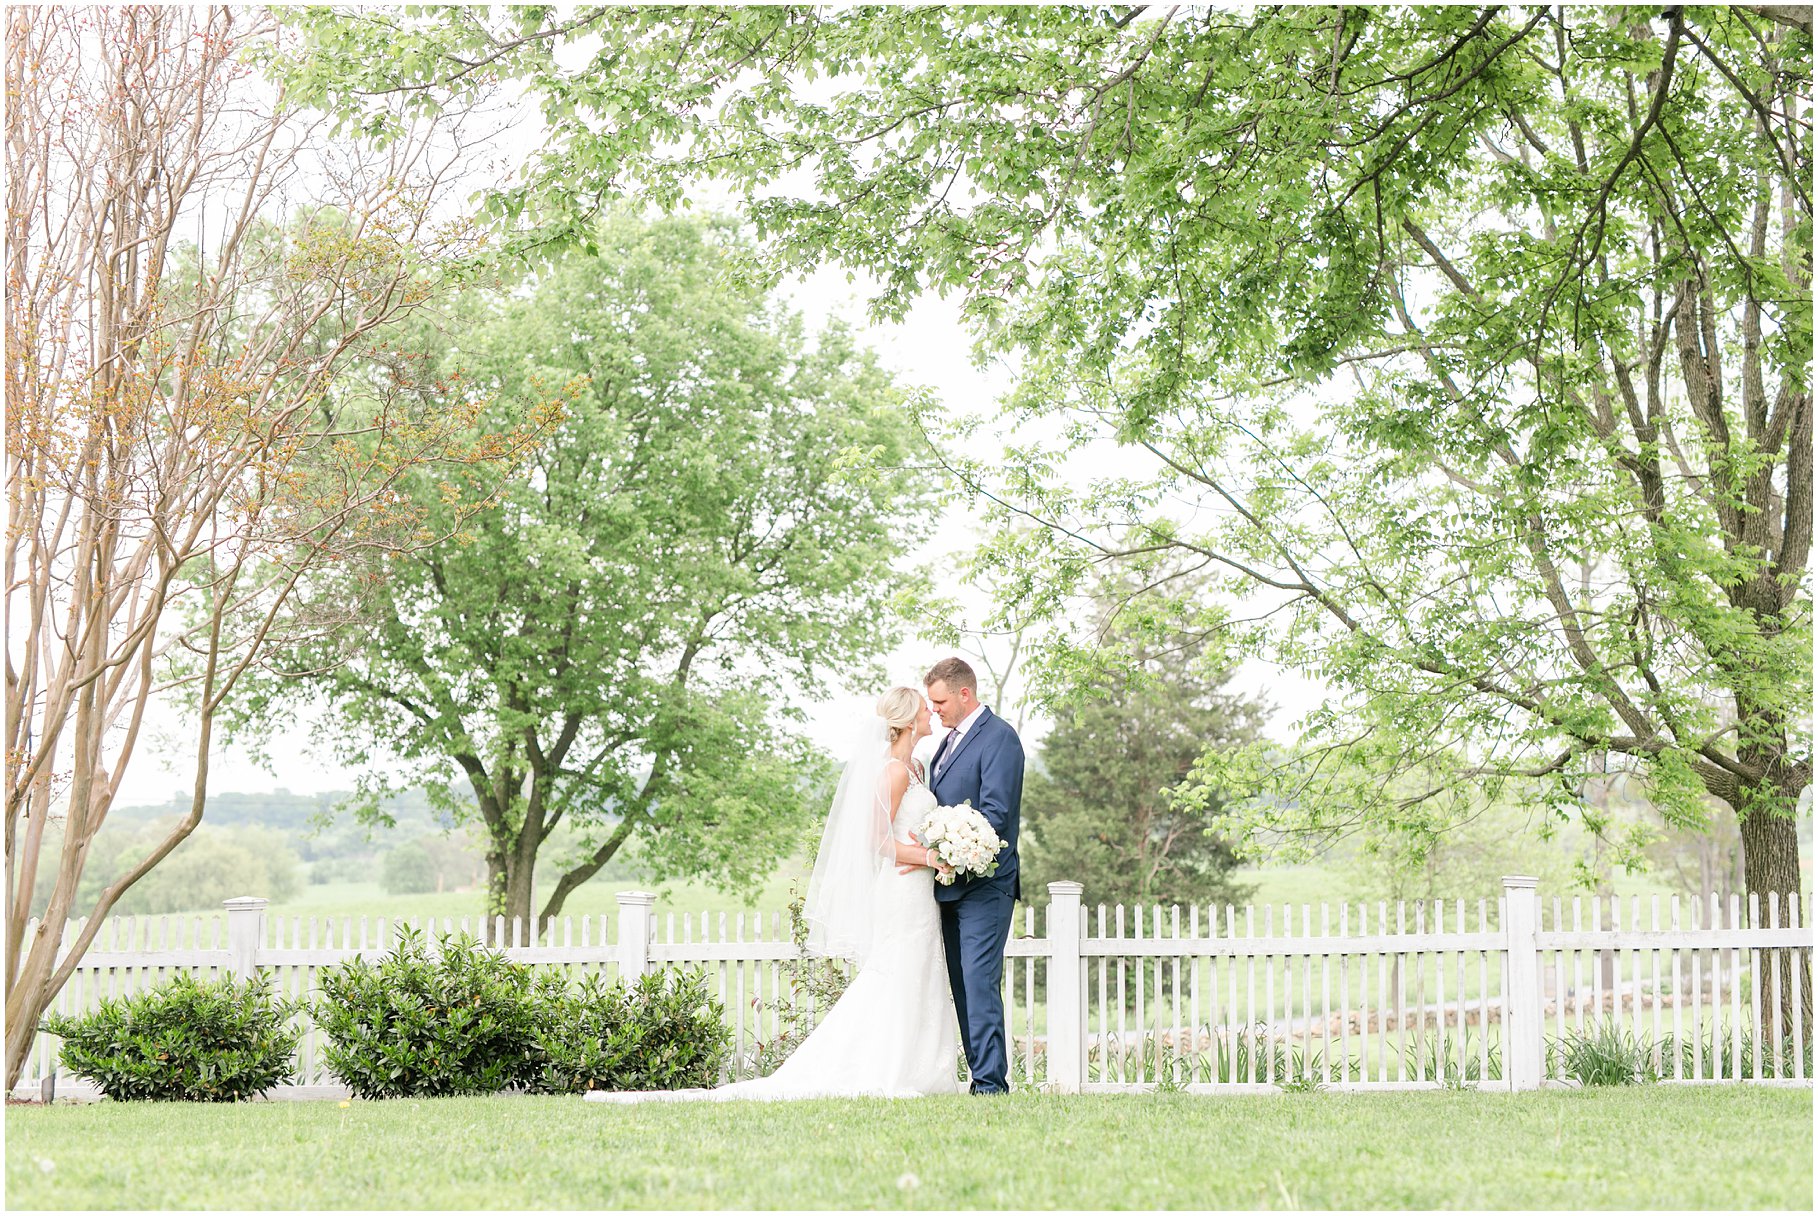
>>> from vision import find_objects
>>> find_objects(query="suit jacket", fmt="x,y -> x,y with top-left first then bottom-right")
927,707 -> 1023,903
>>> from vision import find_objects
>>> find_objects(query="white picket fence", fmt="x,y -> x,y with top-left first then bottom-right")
11,876 -> 1812,1098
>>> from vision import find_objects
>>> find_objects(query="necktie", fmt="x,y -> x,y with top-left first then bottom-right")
935,729 -> 962,779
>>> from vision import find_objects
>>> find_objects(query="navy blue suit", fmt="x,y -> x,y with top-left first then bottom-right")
928,706 -> 1023,1094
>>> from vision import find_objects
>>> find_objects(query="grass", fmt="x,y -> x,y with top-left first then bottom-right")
6,1087 -> 1809,1210
149,857 -> 1719,933
260,866 -> 815,932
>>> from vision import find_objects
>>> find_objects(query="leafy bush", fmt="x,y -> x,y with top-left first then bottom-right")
533,969 -> 732,1094
313,927 -> 560,1098
40,973 -> 301,1101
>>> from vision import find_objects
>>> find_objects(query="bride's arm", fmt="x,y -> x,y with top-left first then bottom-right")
877,763 -> 935,869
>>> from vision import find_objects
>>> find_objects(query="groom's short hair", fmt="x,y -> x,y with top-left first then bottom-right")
924,656 -> 977,693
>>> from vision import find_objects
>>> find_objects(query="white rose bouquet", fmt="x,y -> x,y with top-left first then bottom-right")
914,801 -> 1006,886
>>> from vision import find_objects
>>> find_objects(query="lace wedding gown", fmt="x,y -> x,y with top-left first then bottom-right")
586,780 -> 963,1103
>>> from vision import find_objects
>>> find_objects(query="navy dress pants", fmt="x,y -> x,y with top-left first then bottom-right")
939,883 -> 1015,1094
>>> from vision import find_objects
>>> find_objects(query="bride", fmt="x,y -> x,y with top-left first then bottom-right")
586,687 -> 963,1102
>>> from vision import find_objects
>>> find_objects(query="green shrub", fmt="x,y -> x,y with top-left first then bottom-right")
533,969 -> 732,1094
1088,1030 -> 1317,1087
1402,1028 -> 1502,1087
40,972 -> 301,1101
1549,1020 -> 1660,1086
312,926 -> 561,1098
1087,1028 -> 1507,1091
1655,1027 -> 1814,1080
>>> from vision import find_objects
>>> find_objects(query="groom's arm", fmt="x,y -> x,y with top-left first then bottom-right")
974,724 -> 1024,837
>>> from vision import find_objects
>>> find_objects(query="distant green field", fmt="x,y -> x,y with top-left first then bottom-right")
261,865 -> 816,936
253,859 -> 1707,936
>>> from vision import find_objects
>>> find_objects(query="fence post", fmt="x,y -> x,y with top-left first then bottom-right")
617,891 -> 655,980
1502,875 -> 1542,1091
1046,881 -> 1086,1094
223,896 -> 268,981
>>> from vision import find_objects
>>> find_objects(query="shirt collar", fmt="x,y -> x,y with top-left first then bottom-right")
951,704 -> 988,738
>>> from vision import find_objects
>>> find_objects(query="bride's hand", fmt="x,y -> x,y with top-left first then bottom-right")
897,844 -> 935,875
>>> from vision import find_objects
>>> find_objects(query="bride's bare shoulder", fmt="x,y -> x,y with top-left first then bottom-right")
876,757 -> 913,788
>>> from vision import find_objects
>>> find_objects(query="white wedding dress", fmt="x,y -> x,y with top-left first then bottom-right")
586,778 -> 963,1103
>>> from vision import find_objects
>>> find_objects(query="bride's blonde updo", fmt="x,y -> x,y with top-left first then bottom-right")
876,686 -> 923,745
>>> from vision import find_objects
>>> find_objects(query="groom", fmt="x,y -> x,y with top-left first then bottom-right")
923,656 -> 1023,1095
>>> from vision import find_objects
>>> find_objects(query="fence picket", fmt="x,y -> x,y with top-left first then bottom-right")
1468,897 -> 1483,1083
1302,904 -> 1314,1077
1263,904 -> 1276,1085
1190,903 -> 1202,1084
1626,895 -> 1640,1075
1748,893 -> 1761,1081
1649,895 -> 1663,1077
1170,904 -> 1182,1086
1769,893 -> 1785,1077
1373,902 -> 1386,1083
1245,904 -> 1257,1083
1095,904 -> 1107,1084
1116,903 -> 1128,1084
1151,905 -> 1165,1086
1453,900 -> 1467,1084
1320,904 -> 1333,1083
1692,896 -> 1707,1081
1669,896 -> 1684,1080
1790,893 -> 1805,1080
1394,901 -> 1407,1082
1337,902 -> 1351,1084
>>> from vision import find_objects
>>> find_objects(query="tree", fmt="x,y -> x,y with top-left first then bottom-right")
1021,573 -> 1264,913
3,6 -> 545,1089
1341,798 -> 1583,905
271,2 -> 1811,1029
29,820 -> 302,918
231,214 -> 932,931
382,840 -> 438,897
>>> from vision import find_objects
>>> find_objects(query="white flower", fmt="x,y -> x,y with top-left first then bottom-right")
922,802 -> 1005,880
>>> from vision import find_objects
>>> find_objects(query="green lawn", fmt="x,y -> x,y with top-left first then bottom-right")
257,860 -> 1707,938
260,866 -> 815,935
6,1087 -> 1809,1210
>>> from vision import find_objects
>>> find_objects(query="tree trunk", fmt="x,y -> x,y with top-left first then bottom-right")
482,846 -> 538,946
4,922 -> 58,1093
1733,769 -> 1811,1054
482,851 -> 510,945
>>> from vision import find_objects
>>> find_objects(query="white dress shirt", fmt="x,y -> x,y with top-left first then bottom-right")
935,704 -> 988,777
